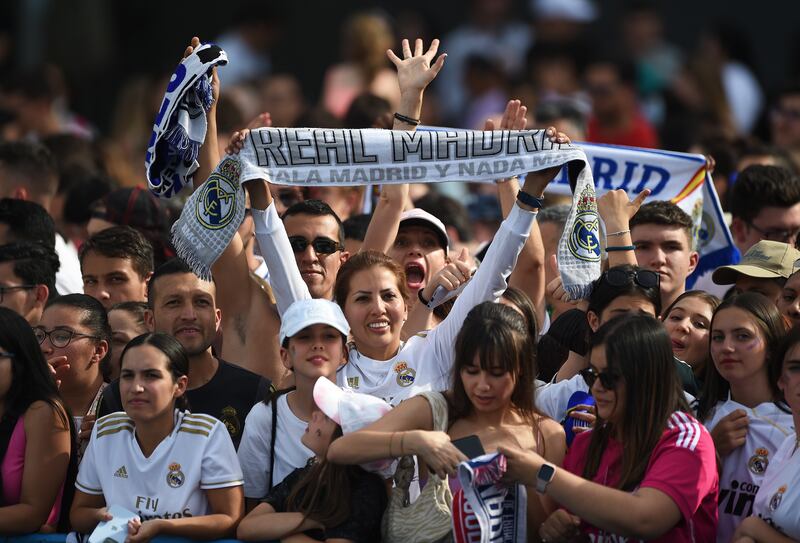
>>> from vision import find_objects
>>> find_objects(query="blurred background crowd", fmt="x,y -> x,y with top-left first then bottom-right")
1,0 -> 799,240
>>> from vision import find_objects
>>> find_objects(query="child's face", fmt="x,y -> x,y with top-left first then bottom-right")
301,409 -> 339,456
281,324 -> 347,379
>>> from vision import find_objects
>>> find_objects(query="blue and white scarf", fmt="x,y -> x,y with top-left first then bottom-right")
145,43 -> 227,199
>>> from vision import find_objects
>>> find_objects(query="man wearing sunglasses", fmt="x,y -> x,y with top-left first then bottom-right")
0,242 -> 59,325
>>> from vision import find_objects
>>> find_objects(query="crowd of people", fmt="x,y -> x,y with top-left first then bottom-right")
0,2 -> 799,542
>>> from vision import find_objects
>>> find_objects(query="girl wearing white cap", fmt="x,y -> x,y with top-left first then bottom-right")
236,299 -> 351,511
238,377 -> 390,543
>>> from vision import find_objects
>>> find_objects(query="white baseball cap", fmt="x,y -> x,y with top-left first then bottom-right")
279,299 -> 350,346
399,208 -> 449,253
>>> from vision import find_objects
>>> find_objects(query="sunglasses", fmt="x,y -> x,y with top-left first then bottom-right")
580,367 -> 620,390
602,268 -> 660,290
288,236 -> 344,255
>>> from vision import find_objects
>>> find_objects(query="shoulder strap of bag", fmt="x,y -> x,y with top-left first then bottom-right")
268,386 -> 295,491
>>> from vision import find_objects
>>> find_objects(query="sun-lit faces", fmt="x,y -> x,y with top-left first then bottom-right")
282,324 -> 347,379
663,296 -> 714,368
588,345 -> 625,424
388,226 -> 447,295
301,410 -> 339,456
459,354 -> 515,413
147,273 -> 220,357
283,213 -> 348,300
82,253 -> 150,310
342,266 -> 407,360
632,224 -> 697,303
120,344 -> 187,423
710,307 -> 769,385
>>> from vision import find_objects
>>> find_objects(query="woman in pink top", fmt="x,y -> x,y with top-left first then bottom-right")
0,307 -> 73,533
502,314 -> 719,542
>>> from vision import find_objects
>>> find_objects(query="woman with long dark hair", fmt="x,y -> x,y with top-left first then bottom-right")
734,325 -> 800,542
698,292 -> 792,542
0,306 -> 73,533
501,314 -> 718,542
70,333 -> 244,541
662,290 -> 720,381
327,301 -> 565,539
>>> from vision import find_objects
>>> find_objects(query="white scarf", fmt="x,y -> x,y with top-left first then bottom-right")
171,127 -> 600,294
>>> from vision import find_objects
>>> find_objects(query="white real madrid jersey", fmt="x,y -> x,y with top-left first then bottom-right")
76,410 -> 243,520
704,399 -> 795,543
753,433 -> 800,540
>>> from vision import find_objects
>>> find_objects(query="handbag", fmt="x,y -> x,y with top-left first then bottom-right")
382,391 -> 454,543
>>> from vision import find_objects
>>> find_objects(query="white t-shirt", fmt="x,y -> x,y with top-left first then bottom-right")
704,399 -> 795,543
76,410 -> 243,520
254,201 -> 536,406
55,234 -> 83,294
237,394 -> 314,499
752,433 -> 800,540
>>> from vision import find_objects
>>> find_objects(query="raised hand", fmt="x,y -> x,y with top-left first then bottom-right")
596,189 -> 650,233
387,38 -> 446,96
521,127 -> 571,197
183,36 -> 219,106
710,409 -> 749,457
420,247 -> 474,301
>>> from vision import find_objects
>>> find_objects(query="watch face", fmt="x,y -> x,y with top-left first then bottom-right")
538,463 -> 556,482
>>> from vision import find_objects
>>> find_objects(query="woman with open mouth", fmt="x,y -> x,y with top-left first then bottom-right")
662,290 -> 720,382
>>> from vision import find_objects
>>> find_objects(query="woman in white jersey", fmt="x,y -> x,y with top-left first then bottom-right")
328,301 -> 565,539
70,333 -> 244,541
697,292 -> 794,543
237,298 -> 350,510
734,325 -> 800,542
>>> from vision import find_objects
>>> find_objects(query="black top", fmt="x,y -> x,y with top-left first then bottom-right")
263,463 -> 387,543
98,358 -> 271,449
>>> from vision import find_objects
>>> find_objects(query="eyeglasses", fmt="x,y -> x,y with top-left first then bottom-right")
0,285 -> 36,303
288,236 -> 343,255
580,367 -> 620,390
34,328 -> 100,348
745,221 -> 800,244
601,268 -> 660,290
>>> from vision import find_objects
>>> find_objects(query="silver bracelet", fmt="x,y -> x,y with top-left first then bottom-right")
606,229 -> 630,237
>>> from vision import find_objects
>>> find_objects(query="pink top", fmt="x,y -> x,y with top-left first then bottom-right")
563,412 -> 719,543
2,416 -> 63,526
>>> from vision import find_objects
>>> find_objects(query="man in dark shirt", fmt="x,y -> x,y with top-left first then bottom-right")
100,258 -> 270,448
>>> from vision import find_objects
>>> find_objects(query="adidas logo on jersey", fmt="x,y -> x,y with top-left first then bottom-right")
114,466 -> 128,479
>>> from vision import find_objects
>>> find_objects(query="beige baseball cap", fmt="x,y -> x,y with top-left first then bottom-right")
713,240 -> 800,285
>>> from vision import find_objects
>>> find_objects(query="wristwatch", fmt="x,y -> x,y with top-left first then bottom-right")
536,462 -> 556,494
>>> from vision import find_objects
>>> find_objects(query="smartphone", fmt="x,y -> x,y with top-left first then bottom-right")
451,434 -> 485,459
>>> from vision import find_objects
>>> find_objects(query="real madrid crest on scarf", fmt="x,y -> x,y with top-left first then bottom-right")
166,462 -> 185,488
567,186 -> 601,263
172,156 -> 246,280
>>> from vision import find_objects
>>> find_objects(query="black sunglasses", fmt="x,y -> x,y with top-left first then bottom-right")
602,268 -> 660,290
580,367 -> 620,390
288,236 -> 343,255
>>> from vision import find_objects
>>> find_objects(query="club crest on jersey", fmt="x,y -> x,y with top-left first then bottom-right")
748,447 -> 770,475
769,485 -> 787,512
393,361 -> 416,387
166,462 -> 185,488
567,186 -> 600,262
221,406 -> 241,438
347,376 -> 359,389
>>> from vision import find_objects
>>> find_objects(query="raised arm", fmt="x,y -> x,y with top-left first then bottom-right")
597,189 -> 650,268
425,129 -> 570,374
361,38 -> 446,253
489,100 -> 547,329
